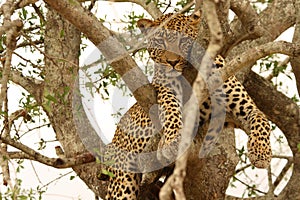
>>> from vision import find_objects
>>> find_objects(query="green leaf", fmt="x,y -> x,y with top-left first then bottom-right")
60,29 -> 65,37
21,8 -> 28,19
18,195 -> 28,200
70,175 -> 75,180
297,143 -> 300,152
101,169 -> 115,178
291,95 -> 299,103
45,94 -> 58,103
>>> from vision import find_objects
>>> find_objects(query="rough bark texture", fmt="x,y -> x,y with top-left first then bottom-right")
43,8 -> 107,197
185,127 -> 238,199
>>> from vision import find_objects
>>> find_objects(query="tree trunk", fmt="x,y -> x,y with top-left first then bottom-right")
43,7 -> 107,198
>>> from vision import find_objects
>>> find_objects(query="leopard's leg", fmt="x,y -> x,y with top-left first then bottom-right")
199,76 -> 272,168
223,77 -> 272,168
103,143 -> 141,200
155,85 -> 184,164
103,104 -> 155,199
198,56 -> 271,168
106,169 -> 141,200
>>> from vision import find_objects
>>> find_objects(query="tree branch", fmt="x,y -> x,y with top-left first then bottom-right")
273,156 -> 293,188
0,0 -> 21,189
0,68 -> 44,103
0,20 -> 23,37
108,0 -> 162,18
0,0 -> 38,16
290,0 -> 300,96
224,0 -> 264,55
0,135 -> 96,168
230,0 -> 262,35
43,0 -> 158,120
222,41 -> 300,83
226,0 -> 296,58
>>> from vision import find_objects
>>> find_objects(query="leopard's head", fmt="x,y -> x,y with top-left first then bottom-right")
137,11 -> 201,76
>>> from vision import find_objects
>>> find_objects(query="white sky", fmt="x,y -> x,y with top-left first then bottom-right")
1,1 -> 298,199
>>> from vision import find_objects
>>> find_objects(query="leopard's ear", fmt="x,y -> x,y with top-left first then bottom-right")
189,10 -> 201,26
137,19 -> 155,34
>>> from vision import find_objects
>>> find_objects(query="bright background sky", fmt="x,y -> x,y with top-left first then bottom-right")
0,1 -> 298,199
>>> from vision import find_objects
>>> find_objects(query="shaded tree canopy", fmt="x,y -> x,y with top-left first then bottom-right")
0,0 -> 299,199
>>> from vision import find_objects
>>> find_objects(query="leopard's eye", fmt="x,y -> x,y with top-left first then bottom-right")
150,38 -> 166,50
179,37 -> 193,46
179,37 -> 193,56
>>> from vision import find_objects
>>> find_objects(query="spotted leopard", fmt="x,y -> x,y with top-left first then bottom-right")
102,11 -> 272,199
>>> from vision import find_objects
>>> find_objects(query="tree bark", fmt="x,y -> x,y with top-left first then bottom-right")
43,7 -> 107,198
185,127 -> 238,199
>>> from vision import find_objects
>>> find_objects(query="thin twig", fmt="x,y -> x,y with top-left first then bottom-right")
273,156 -> 293,188
40,171 -> 73,189
232,175 -> 267,195
265,57 -> 290,81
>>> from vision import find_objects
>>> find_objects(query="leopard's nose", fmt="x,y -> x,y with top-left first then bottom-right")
166,59 -> 180,67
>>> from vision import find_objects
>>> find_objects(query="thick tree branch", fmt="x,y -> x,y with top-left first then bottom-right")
230,0 -> 263,36
43,7 -> 107,198
226,0 -> 296,58
222,41 -> 300,83
224,0 -> 264,55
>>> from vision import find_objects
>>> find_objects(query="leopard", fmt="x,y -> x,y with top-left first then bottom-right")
101,11 -> 272,200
